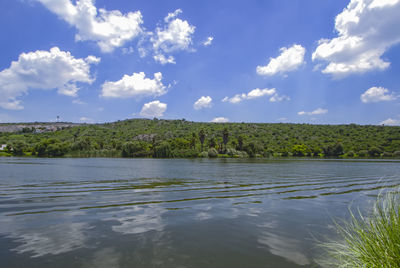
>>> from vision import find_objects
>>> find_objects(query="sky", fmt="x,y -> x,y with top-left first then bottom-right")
0,0 -> 400,125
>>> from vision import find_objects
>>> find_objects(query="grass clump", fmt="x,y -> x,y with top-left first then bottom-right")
322,191 -> 400,267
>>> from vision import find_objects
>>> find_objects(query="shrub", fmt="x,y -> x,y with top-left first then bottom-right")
199,151 -> 208,158
153,142 -> 172,158
368,147 -> 382,157
226,148 -> 238,156
11,140 -> 27,156
0,152 -> 11,157
323,143 -> 344,157
320,191 -> 400,267
208,148 -> 218,158
263,150 -> 273,158
292,144 -> 311,157
394,151 -> 400,158
382,152 -> 393,158
177,149 -> 199,158
357,150 -> 368,157
34,139 -> 69,157
244,141 -> 263,157
280,150 -> 289,157
121,141 -> 148,157
237,151 -> 248,158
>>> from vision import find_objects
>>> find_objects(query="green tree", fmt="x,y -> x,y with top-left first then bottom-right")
199,129 -> 206,151
154,142 -> 172,158
121,141 -> 148,157
222,128 -> 229,152
323,142 -> 344,157
190,132 -> 197,149
244,141 -> 263,157
209,137 -> 216,148
34,139 -> 69,157
11,140 -> 27,156
292,144 -> 311,157
368,147 -> 382,157
238,135 -> 244,151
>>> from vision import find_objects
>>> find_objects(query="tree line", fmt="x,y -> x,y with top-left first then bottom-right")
0,119 -> 399,158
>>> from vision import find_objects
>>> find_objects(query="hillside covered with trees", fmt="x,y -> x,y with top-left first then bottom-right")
1,119 -> 400,158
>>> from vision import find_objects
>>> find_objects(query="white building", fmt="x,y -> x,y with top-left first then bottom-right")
0,144 -> 7,151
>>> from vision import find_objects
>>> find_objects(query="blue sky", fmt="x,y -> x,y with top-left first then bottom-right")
0,0 -> 399,125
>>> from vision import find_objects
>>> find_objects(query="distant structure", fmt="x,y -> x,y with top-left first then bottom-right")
0,123 -> 81,133
0,144 -> 7,151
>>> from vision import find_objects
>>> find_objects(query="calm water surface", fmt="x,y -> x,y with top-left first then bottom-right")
0,158 -> 399,267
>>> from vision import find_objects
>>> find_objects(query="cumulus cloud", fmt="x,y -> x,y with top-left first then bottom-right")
79,116 -> 93,122
153,54 -> 176,65
193,96 -> 212,110
122,47 -> 134,55
37,0 -> 143,52
312,0 -> 400,77
0,47 -> 99,110
360,86 -> 397,103
222,88 -> 289,104
380,118 -> 400,125
298,108 -> 328,116
101,72 -> 166,98
140,100 -> 167,117
257,44 -> 306,76
269,94 -> 291,103
203,36 -> 214,46
151,9 -> 195,64
211,117 -> 229,123
164,8 -> 182,22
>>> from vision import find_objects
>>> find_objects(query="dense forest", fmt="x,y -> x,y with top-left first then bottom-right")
0,119 -> 400,158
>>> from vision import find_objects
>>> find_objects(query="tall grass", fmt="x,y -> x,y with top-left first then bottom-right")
321,191 -> 400,267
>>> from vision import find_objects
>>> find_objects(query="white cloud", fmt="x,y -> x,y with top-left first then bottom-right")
360,86 -> 397,103
380,118 -> 400,125
193,96 -> 212,110
0,101 -> 23,111
269,94 -> 291,103
79,116 -> 93,122
277,117 -> 289,122
72,99 -> 86,105
203,36 -> 214,46
211,117 -> 229,123
101,72 -> 166,98
247,88 -> 276,99
0,47 -> 99,110
37,0 -> 143,52
150,9 -> 195,64
222,88 -> 289,104
312,0 -> 400,77
122,47 -> 134,55
164,8 -> 182,22
140,100 -> 167,117
257,44 -> 306,76
153,54 -> 176,65
298,108 -> 328,116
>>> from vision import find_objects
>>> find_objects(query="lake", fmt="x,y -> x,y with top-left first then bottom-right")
0,158 -> 399,267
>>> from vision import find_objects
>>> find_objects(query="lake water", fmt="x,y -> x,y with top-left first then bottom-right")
0,158 -> 399,267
